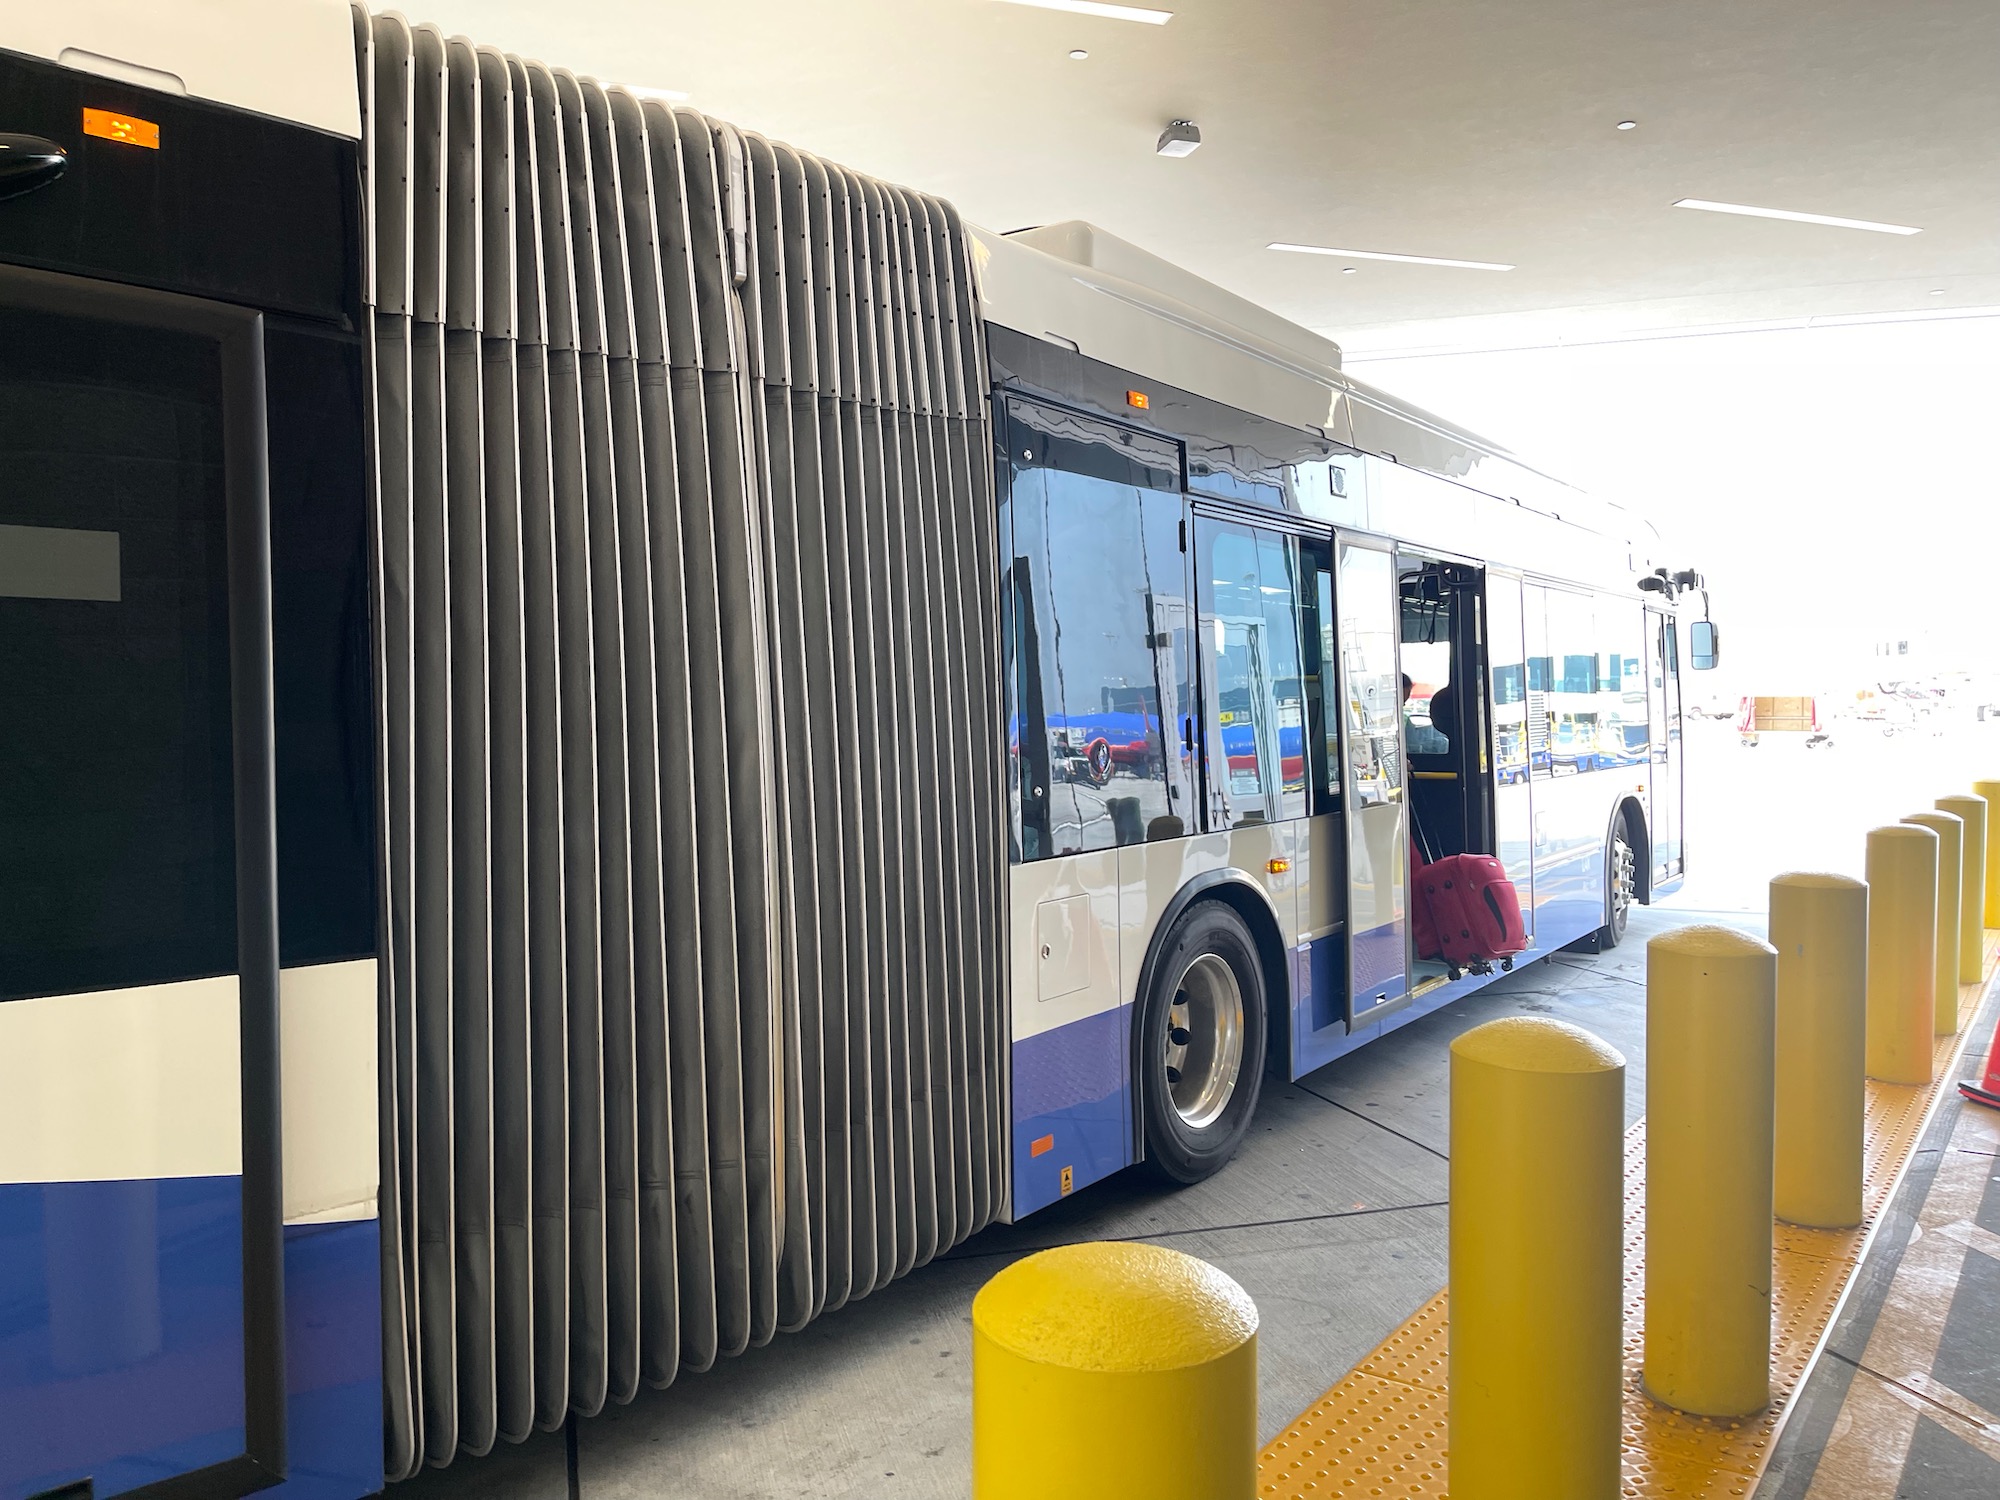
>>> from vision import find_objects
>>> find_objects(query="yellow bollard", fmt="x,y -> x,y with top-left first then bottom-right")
971,1241 -> 1257,1499
1974,780 -> 2000,929
1770,874 -> 1867,1229
1903,811 -> 1963,1034
1645,925 -> 1778,1417
1865,824 -> 1939,1085
1450,1017 -> 1624,1499
1937,794 -> 1987,983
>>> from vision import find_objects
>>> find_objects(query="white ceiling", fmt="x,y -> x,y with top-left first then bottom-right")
417,0 -> 2000,355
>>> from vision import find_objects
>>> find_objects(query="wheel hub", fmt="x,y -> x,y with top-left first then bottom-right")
1164,952 -> 1245,1131
1612,834 -> 1636,927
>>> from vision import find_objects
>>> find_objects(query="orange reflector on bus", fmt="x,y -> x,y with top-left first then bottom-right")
1126,389 -> 1149,409
1267,857 -> 1292,875
1030,1134 -> 1055,1157
83,108 -> 160,149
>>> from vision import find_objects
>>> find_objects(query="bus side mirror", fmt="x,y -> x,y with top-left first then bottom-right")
1689,619 -> 1720,670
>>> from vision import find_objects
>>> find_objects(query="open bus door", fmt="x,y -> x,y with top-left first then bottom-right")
1335,538 -> 1410,1021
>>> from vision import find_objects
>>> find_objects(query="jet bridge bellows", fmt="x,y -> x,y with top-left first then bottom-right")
355,8 -> 1006,1471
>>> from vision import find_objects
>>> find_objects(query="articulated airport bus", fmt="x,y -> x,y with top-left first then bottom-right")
0,4 -> 1717,1495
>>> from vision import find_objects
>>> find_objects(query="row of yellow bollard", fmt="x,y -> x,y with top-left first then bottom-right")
1447,781 -> 1999,1498
967,785 -> 2000,1500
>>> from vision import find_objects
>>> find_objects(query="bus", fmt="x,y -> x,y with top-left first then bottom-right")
0,4 -> 1717,1496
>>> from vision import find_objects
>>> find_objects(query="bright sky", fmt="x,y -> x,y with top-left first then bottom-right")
1348,314 -> 2000,700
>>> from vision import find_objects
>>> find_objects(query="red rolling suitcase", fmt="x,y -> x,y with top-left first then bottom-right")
1412,852 -> 1528,973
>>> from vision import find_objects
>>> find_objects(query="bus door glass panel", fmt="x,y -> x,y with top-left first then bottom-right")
1004,398 -> 1188,857
1194,519 -> 1307,831
0,301 -> 252,1490
1525,583 -> 1553,781
1657,616 -> 1685,875
1537,587 -> 1607,938
1397,556 -> 1455,863
1335,539 -> 1408,1018
1296,540 -> 1345,1035
1486,574 -> 1534,935
1604,608 -> 1648,773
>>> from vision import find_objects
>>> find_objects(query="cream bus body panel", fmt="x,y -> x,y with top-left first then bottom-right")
1007,826 -> 1297,1218
4,0 -> 360,138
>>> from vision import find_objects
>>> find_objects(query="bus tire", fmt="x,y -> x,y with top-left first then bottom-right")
1601,810 -> 1637,949
1139,902 -> 1268,1185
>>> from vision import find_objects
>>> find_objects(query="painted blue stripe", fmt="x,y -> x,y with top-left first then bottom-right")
0,1176 -> 245,1500
264,1218 -> 384,1500
1012,1006 -> 1132,1219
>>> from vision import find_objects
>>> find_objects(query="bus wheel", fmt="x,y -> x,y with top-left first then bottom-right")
1601,813 -> 1637,949
1141,903 -> 1268,1185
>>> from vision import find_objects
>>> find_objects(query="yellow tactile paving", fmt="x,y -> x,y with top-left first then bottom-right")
1257,930 -> 2000,1499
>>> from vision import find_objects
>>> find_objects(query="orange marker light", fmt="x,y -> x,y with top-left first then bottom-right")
83,108 -> 160,149
1125,389 -> 1149,410
1267,857 -> 1292,875
1030,1134 -> 1055,1158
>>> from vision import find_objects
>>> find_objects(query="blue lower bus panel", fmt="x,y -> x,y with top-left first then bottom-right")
0,1176 -> 245,1500
268,1218 -> 384,1500
1011,1005 -> 1134,1218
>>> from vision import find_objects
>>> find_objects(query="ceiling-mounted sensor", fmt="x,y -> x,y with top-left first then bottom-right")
1156,119 -> 1201,157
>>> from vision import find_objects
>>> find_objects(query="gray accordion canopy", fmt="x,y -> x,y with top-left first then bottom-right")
353,6 -> 1008,1474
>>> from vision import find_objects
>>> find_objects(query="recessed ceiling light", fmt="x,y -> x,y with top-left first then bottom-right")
994,0 -> 1173,23
1616,120 -> 1638,130
622,84 -> 690,102
1672,198 -> 1922,235
1269,241 -> 1514,271
1069,48 -> 1090,59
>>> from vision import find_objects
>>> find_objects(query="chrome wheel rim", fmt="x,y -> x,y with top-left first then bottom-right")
1165,953 -> 1245,1130
1611,831 -> 1636,931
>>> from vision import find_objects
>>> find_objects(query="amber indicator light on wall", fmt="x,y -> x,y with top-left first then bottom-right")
83,108 -> 160,149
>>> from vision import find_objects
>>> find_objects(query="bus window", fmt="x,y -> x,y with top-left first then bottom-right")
1398,569 -> 1452,758
1605,607 -> 1648,765
1548,588 -> 1599,774
1005,399 -> 1187,856
1525,584 -> 1553,780
1303,546 -> 1341,812
1194,518 -> 1308,829
0,307 -> 237,1001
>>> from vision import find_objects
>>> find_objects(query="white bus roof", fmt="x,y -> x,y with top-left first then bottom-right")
6,0 -> 360,139
972,220 -> 1663,576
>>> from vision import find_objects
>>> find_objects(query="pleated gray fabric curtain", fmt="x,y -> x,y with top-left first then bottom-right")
354,6 -> 1008,1476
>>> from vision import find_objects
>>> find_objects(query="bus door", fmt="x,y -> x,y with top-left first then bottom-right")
0,271 -> 285,1495
1648,611 -> 1685,881
1335,539 -> 1409,1020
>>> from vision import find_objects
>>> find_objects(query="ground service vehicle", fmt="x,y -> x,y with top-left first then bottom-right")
1738,695 -> 1830,748
0,4 -> 1715,1495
